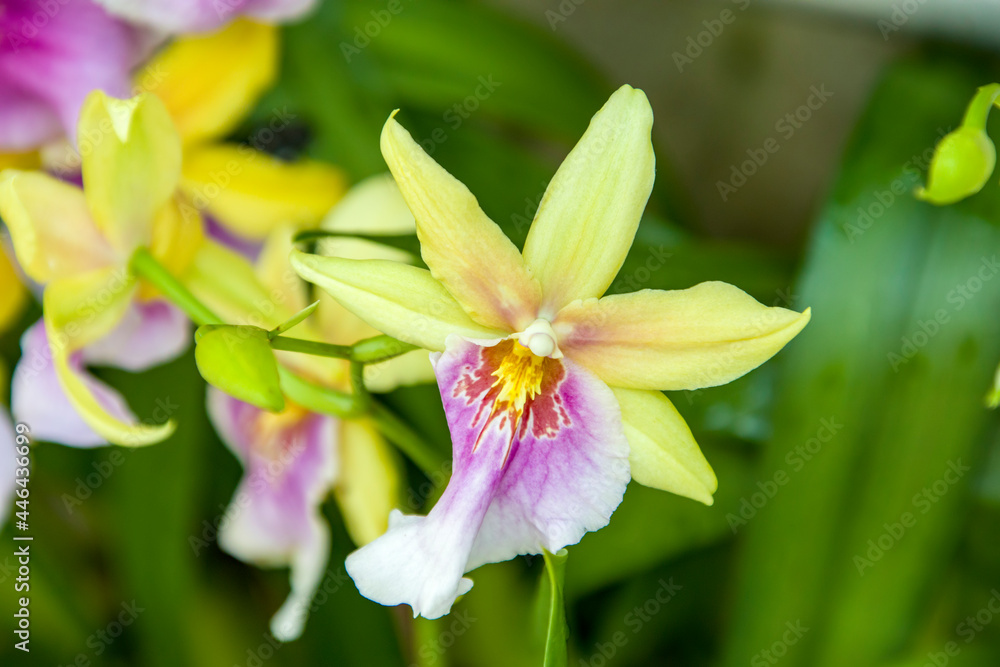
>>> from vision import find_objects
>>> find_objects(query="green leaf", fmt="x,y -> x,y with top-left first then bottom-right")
194,325 -> 284,412
719,54 -> 1000,667
539,549 -> 569,667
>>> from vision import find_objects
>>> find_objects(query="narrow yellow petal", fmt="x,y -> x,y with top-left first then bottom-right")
555,282 -> 811,390
290,250 -> 506,351
0,251 -> 27,333
181,143 -> 347,240
321,173 -> 415,235
44,269 -> 174,446
0,170 -> 115,282
334,419 -> 403,546
138,20 -> 277,146
523,85 -> 655,314
380,114 -> 540,331
79,91 -> 182,253
611,387 -> 716,505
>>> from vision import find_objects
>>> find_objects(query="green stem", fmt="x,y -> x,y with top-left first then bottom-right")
277,366 -> 366,418
270,336 -> 353,359
369,402 -> 445,476
131,247 -> 221,326
351,335 -> 420,363
961,83 -> 1000,130
131,246 -> 441,472
269,333 -> 418,363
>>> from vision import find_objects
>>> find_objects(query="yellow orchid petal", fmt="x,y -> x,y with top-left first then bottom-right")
0,251 -> 27,333
555,282 -> 811,391
181,240 -> 291,327
139,20 -> 277,146
523,85 -> 655,314
140,198 -> 205,301
181,144 -> 347,240
256,226 -> 308,314
44,266 -> 135,350
0,170 -> 115,282
79,91 -> 182,253
290,250 -> 506,351
610,387 -> 716,505
321,173 -> 415,235
43,268 -> 174,446
380,113 -> 540,331
334,419 -> 403,546
364,349 -> 435,393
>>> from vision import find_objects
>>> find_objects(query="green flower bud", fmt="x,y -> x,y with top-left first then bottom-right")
916,126 -> 996,205
195,325 -> 285,412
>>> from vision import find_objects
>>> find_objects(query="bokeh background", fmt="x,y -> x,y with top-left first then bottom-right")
4,0 -> 1000,665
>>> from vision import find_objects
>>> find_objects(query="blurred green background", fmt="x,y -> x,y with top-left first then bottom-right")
5,0 -> 1000,665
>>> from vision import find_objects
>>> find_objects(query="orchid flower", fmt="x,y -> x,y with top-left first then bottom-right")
292,85 -> 812,618
0,0 -> 147,153
204,174 -> 433,640
1,91 -> 201,447
133,19 -> 346,244
95,0 -> 316,33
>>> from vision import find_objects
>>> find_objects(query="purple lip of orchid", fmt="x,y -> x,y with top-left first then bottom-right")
0,0 -> 145,152
345,335 -> 630,619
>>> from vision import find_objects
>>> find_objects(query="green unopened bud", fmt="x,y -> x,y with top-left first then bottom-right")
916,126 -> 996,205
195,325 -> 285,412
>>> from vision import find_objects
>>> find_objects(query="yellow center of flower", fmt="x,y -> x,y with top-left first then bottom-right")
490,342 -> 546,415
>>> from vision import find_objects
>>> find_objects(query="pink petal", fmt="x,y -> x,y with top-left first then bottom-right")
0,0 -> 145,150
82,300 -> 190,371
206,389 -> 338,640
346,336 -> 630,618
93,0 -> 316,33
11,320 -> 134,448
0,411 -> 16,528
